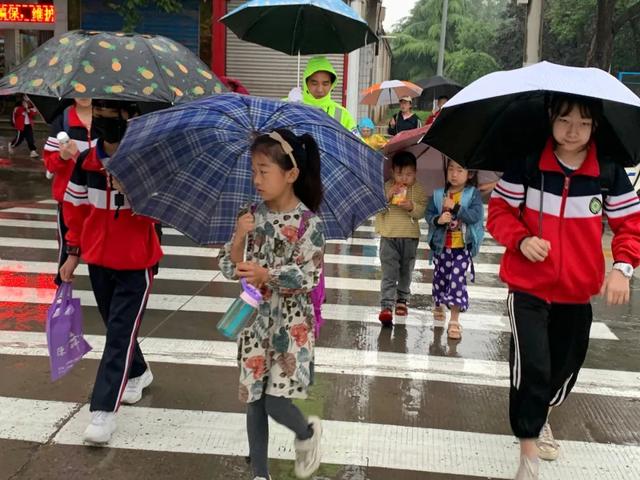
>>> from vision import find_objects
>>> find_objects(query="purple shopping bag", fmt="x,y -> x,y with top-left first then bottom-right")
46,283 -> 92,381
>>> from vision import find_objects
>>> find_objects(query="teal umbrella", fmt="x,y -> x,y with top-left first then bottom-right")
221,0 -> 378,56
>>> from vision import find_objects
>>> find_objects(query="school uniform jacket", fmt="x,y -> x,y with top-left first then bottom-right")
488,138 -> 640,304
63,142 -> 163,271
43,106 -> 97,203
12,105 -> 37,131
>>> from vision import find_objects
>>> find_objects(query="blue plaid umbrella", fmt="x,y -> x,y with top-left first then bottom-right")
106,93 -> 386,244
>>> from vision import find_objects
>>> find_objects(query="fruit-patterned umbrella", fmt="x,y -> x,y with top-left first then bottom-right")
0,30 -> 227,121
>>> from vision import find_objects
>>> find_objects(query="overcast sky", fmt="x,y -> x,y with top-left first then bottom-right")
382,0 -> 419,32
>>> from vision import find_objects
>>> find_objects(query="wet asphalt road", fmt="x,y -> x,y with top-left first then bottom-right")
0,152 -> 639,480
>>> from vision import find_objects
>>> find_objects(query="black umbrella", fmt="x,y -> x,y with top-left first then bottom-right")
423,62 -> 640,171
221,0 -> 378,56
416,75 -> 462,110
0,30 -> 227,113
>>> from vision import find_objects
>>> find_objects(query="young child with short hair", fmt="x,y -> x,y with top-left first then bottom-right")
375,151 -> 428,325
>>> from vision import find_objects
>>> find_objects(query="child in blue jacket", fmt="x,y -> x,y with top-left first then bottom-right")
426,159 -> 484,339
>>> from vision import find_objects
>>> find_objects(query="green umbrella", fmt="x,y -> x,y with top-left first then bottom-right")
0,30 -> 226,115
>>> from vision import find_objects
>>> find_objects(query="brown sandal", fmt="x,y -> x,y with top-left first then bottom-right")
395,303 -> 408,316
447,322 -> 462,340
433,307 -> 446,322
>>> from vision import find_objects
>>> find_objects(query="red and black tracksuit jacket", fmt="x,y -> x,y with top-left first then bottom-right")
12,105 -> 37,131
488,138 -> 640,440
488,138 -> 640,304
63,142 -> 163,270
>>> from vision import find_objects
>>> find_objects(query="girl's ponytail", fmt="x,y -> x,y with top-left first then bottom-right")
295,133 -> 323,212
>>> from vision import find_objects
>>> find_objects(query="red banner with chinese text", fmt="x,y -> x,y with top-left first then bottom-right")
0,3 -> 55,23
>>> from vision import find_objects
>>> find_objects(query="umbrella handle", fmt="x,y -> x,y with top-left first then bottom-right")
297,51 -> 301,90
243,235 -> 248,263
538,173 -> 544,237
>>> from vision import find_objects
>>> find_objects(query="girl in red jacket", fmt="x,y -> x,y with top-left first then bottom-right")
43,98 -> 96,286
488,94 -> 640,480
9,94 -> 38,157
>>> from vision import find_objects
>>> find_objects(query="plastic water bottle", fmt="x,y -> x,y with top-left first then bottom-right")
217,279 -> 263,339
46,131 -> 71,180
57,131 -> 70,145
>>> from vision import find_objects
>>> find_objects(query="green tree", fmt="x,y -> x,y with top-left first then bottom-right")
108,0 -> 182,32
544,0 -> 640,70
586,0 -> 640,69
445,49 -> 500,85
391,0 -> 472,79
390,0 -> 507,85
490,1 -> 524,70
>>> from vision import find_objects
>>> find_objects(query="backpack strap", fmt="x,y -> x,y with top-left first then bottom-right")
597,156 -> 616,197
432,188 -> 445,213
298,210 -> 314,238
461,186 -> 474,208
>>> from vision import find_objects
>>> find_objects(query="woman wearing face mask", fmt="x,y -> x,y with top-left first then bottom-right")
59,99 -> 163,445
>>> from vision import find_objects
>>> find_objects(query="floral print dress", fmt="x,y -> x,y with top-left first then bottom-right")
219,202 -> 325,404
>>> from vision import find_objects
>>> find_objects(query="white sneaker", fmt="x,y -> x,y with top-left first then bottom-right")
7,142 -> 13,154
537,421 -> 559,461
83,411 -> 116,444
121,367 -> 153,404
294,416 -> 322,479
515,456 -> 539,480
30,150 -> 39,158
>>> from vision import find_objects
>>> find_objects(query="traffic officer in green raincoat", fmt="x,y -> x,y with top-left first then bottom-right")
288,56 -> 358,135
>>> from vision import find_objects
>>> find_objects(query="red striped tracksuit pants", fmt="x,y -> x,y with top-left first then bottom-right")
88,265 -> 154,412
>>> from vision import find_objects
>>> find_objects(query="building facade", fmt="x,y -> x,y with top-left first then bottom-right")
212,0 -> 392,123
0,1 -> 67,76
0,0 -> 391,123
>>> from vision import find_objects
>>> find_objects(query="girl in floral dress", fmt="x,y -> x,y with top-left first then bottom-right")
219,129 -> 325,480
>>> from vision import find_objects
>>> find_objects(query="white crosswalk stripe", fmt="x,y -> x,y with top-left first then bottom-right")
2,396 -> 639,480
1,331 -> 634,397
0,199 -> 637,479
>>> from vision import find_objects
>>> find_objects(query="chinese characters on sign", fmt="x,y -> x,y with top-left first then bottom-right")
0,4 -> 55,23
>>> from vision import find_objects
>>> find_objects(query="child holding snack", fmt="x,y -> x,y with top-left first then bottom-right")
375,151 -> 428,325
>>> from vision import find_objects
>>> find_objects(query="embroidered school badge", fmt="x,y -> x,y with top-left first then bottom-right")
589,197 -> 603,214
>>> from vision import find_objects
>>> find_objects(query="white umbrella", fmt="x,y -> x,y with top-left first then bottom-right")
447,61 -> 640,108
424,61 -> 640,171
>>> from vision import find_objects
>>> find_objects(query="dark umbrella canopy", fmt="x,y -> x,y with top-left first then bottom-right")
423,62 -> 640,171
24,95 -> 73,124
416,75 -> 462,110
0,30 -> 226,107
221,0 -> 378,55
